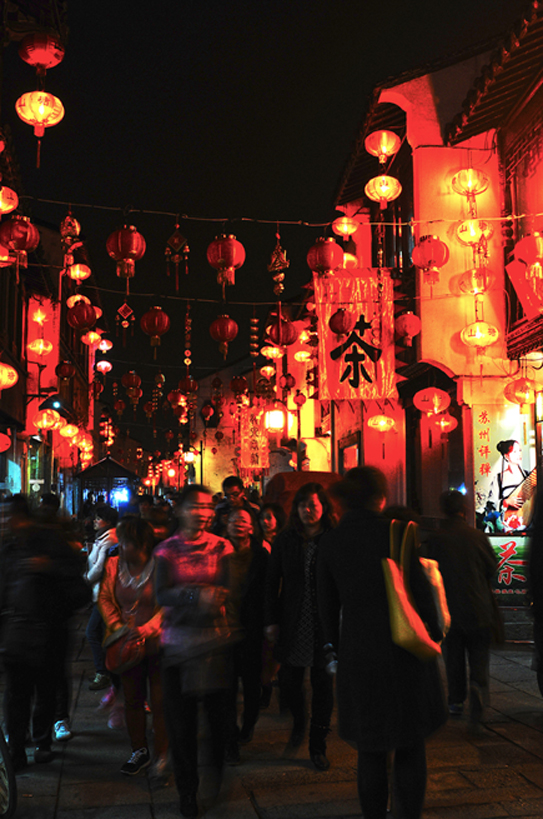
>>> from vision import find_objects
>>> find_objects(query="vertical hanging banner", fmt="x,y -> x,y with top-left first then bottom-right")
313,270 -> 396,400
239,405 -> 270,475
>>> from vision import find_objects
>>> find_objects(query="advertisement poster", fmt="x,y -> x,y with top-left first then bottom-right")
474,404 -> 536,534
489,535 -> 529,601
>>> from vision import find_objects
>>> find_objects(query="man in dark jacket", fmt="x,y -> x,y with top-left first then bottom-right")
427,489 -> 498,730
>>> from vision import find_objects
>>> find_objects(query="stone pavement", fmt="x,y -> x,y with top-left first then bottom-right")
4,612 -> 543,818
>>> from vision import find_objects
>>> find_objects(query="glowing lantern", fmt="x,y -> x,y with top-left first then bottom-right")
412,236 -> 449,284
55,360 -> 75,381
294,350 -> 312,363
306,237 -> 343,276
98,338 -> 113,353
27,338 -> 53,357
331,215 -> 358,238
206,234 -> 246,296
0,433 -> 11,453
140,306 -> 170,356
15,91 -> 64,166
0,215 -> 39,275
460,321 -> 499,353
267,316 -> 298,347
67,263 -> 91,282
456,219 -> 493,247
504,377 -> 537,412
452,168 -> 489,199
201,405 -> 214,423
67,301 -> 96,331
106,225 -> 146,294
18,33 -> 65,75
413,387 -> 451,416
262,400 -> 288,435
143,400 -> 154,420
364,175 -> 401,209
0,186 -> 18,215
167,389 -> 184,407
329,308 -> 355,339
261,345 -> 284,360
458,267 -> 493,295
0,363 -> 19,394
59,423 -> 78,440
343,252 -> 359,270
81,330 -> 102,347
34,408 -> 61,430
260,364 -> 275,379
395,312 -> 421,347
95,360 -> 113,375
209,314 -> 238,359
433,413 -> 458,435
367,414 -> 395,433
364,130 -> 401,164
66,293 -> 90,309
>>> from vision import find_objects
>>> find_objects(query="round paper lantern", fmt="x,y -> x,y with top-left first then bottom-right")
18,32 -> 65,74
55,360 -> 76,380
34,408 -> 61,430
121,371 -> 141,390
230,376 -> 248,395
114,398 -> 126,418
306,237 -> 343,275
0,215 -> 39,269
66,301 -> 96,331
27,338 -> 53,357
67,263 -> 91,282
167,389 -> 184,407
458,267 -> 493,295
412,236 -> 449,284
0,186 -> 19,215
261,345 -> 284,360
210,314 -> 238,359
395,311 -> 421,346
260,364 -> 275,379
329,308 -> 355,338
331,215 -> 358,238
364,130 -> 401,164
456,219 -> 493,247
98,338 -> 113,352
81,330 -> 102,347
460,321 -> 499,353
433,413 -> 458,435
66,293 -> 90,309
364,175 -> 401,209
15,90 -> 64,136
413,387 -> 451,416
178,376 -> 198,394
207,234 -> 245,294
95,360 -> 113,375
106,225 -> 146,291
201,405 -> 214,423
451,168 -> 489,199
0,432 -> 11,453
140,306 -> 170,355
504,377 -> 537,410
267,316 -> 298,347
294,349 -> 312,363
59,423 -> 79,440
0,362 -> 18,393
367,414 -> 395,432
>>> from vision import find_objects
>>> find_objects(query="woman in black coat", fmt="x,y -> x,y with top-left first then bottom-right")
264,482 -> 335,770
317,467 -> 447,819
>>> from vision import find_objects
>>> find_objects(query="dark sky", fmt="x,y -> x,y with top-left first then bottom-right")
0,0 -> 530,446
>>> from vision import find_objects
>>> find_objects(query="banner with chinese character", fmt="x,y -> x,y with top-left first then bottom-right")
313,271 -> 395,400
239,405 -> 269,475
489,535 -> 528,601
474,404 -> 536,534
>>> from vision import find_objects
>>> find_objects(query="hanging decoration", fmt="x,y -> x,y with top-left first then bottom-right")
411,235 -> 449,285
314,271 -> 395,401
95,360 -> 112,375
267,307 -> 298,347
261,399 -> 289,436
0,362 -> 18,395
331,214 -> 358,239
67,300 -> 97,333
27,337 -> 53,357
106,224 -> 146,295
114,398 -> 126,419
329,307 -> 355,340
210,314 -> 238,359
207,234 -> 246,298
0,185 -> 18,215
16,91 -> 64,167
364,175 -> 402,209
460,320 -> 499,354
240,404 -> 270,476
116,301 -> 135,346
140,305 -> 170,358
395,311 -> 421,347
34,408 -> 61,431
0,432 -> 11,453
306,237 -> 343,276
18,32 -> 65,75
458,267 -> 493,295
249,315 -> 259,358
59,210 -> 82,270
165,221 -> 190,293
451,168 -> 489,214
121,370 -> 142,418
413,387 -> 450,416
432,412 -> 458,436
504,376 -> 537,412
364,130 -> 401,164
267,231 -> 290,295
0,215 -> 40,283
183,303 -> 192,371
367,413 -> 395,433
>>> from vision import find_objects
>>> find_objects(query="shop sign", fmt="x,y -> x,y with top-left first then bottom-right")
489,535 -> 528,600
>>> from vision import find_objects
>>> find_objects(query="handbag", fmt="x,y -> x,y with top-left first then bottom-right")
104,624 -> 145,674
419,557 -> 451,637
382,520 -> 442,661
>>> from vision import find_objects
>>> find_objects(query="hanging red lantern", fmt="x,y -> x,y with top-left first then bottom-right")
395,312 -> 421,347
0,362 -> 18,394
413,387 -> 451,416
412,236 -> 449,284
95,360 -> 112,375
364,175 -> 402,209
34,408 -> 61,430
66,300 -> 97,332
121,371 -> 141,390
230,376 -> 248,395
432,412 -> 458,435
460,321 -> 499,354
18,33 -> 65,75
367,414 -> 395,433
0,215 -> 39,279
210,314 -> 239,359
92,379 -> 103,399
167,389 -> 184,407
55,360 -> 76,381
178,376 -> 198,394
0,432 -> 11,453
306,237 -> 343,276
106,225 -> 146,294
0,186 -> 19,215
143,400 -> 154,420
267,316 -> 298,347
15,91 -> 64,167
66,263 -> 91,283
279,373 -> 296,391
113,398 -> 126,418
364,130 -> 401,164
215,430 -> 224,442
27,338 -> 53,357
207,234 -> 245,296
140,306 -> 170,358
201,405 -> 214,422
329,308 -> 355,339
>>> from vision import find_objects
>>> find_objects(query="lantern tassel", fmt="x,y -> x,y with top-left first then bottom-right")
36,138 -> 41,169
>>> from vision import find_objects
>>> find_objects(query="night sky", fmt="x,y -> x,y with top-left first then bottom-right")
0,0 -> 530,447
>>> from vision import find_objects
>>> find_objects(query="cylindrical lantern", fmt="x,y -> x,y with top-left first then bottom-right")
364,130 -> 401,164
306,237 -> 343,275
413,387 -> 451,416
395,311 -> 421,346
207,234 -> 245,294
460,321 -> 499,353
364,175 -> 401,209
209,314 -> 238,359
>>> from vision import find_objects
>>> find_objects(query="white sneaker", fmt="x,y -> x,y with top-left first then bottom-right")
54,719 -> 73,742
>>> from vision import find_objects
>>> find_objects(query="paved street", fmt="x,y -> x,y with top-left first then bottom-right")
4,613 -> 543,818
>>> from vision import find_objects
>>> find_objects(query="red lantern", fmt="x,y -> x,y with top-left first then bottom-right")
0,216 -> 39,277
210,314 -> 239,359
178,376 -> 198,394
55,360 -> 76,381
307,237 -> 343,276
0,362 -> 18,394
201,405 -> 214,422
215,430 -> 224,442
329,308 -> 355,339
106,225 -> 146,294
66,301 -> 97,332
279,373 -> 296,391
0,432 -> 11,453
207,234 -> 245,296
18,33 -> 65,75
168,389 -> 184,406
121,371 -> 141,390
140,306 -> 170,358
395,312 -> 421,347
413,387 -> 451,416
267,316 -> 298,347
143,400 -> 154,420
92,379 -> 103,399
113,398 -> 126,418
230,376 -> 248,395
412,236 -> 449,284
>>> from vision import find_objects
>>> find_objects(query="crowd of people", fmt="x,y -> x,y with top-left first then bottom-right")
0,468 -> 517,819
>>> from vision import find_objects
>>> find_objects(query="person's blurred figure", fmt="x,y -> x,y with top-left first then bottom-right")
211,476 -> 259,536
258,502 -> 286,552
223,507 -> 268,764
137,494 -> 155,520
317,467 -> 446,819
427,490 -> 498,730
155,484 -> 233,818
264,482 -> 335,770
